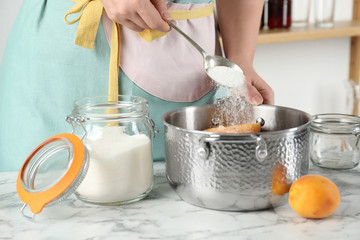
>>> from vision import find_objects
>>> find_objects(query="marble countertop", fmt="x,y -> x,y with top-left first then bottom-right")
1,162 -> 359,240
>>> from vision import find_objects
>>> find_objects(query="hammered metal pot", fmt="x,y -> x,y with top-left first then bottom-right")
161,104 -> 311,211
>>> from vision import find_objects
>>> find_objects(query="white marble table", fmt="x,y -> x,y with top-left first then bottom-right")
1,162 -> 359,240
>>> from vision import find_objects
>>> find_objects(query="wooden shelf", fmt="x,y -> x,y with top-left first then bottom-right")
255,0 -> 360,115
258,20 -> 360,44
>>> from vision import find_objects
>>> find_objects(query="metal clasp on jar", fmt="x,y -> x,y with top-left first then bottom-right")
65,115 -> 87,140
354,127 -> 360,148
146,116 -> 159,138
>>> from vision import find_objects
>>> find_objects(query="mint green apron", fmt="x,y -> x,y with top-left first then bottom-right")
0,0 -> 217,172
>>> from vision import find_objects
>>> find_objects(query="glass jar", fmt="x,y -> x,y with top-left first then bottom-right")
310,114 -> 360,169
17,95 -> 156,217
71,95 -> 156,204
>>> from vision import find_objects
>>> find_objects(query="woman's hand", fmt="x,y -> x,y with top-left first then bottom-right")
244,67 -> 274,105
100,0 -> 171,32
216,0 -> 274,105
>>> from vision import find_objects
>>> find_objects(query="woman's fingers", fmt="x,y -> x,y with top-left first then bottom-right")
139,0 -> 171,31
126,13 -> 151,31
251,78 -> 274,105
101,0 -> 170,32
247,83 -> 264,105
244,70 -> 274,105
151,0 -> 172,21
122,19 -> 145,32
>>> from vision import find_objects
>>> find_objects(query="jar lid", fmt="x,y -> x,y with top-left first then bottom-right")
310,114 -> 360,134
16,133 -> 88,216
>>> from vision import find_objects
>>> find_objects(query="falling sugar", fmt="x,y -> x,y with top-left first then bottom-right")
207,66 -> 254,129
212,96 -> 253,128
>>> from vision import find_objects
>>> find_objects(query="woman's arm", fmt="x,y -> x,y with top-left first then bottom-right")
216,0 -> 274,105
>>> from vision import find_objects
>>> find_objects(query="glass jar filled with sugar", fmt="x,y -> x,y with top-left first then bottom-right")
17,95 -> 157,217
72,95 -> 156,204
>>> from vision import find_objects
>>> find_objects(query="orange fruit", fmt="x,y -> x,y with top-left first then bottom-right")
289,175 -> 340,219
205,123 -> 261,134
271,165 -> 291,195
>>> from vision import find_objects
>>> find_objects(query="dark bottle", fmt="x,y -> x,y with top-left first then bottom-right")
260,6 -> 265,29
268,0 -> 291,29
260,4 -> 265,29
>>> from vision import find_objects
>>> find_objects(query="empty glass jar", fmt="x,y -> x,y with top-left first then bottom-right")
310,114 -> 360,169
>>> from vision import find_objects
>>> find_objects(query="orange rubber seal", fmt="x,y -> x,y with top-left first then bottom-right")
16,133 -> 85,214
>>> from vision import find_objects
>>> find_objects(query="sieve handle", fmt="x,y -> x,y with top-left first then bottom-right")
198,134 -> 268,162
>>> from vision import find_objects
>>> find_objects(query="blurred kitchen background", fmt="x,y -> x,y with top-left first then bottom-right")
0,0 -> 355,115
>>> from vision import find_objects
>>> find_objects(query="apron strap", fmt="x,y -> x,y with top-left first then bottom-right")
170,1 -> 214,20
64,0 -> 119,101
138,2 -> 214,42
108,22 -> 120,98
64,0 -> 103,49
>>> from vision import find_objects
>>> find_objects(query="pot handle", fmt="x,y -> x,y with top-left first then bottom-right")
198,134 -> 268,162
255,136 -> 268,162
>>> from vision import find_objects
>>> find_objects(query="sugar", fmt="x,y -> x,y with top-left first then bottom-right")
212,96 -> 253,127
75,126 -> 153,203
207,66 -> 246,89
207,66 -> 253,129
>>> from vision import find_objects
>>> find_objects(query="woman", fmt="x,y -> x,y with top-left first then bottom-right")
0,0 -> 273,172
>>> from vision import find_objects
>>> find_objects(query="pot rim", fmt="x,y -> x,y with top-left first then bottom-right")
161,104 -> 311,137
